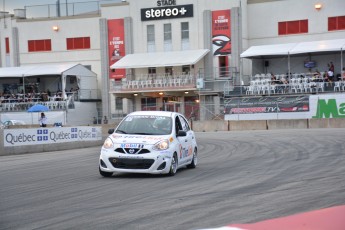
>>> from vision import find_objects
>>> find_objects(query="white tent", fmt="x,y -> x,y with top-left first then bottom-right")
290,39 -> 345,55
240,43 -> 297,58
0,63 -> 97,99
240,38 -> 345,78
111,49 -> 210,69
241,39 -> 345,58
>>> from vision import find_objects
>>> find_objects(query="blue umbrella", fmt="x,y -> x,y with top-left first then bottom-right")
27,104 -> 49,112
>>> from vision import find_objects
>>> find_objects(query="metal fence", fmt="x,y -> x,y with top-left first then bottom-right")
24,1 -> 104,19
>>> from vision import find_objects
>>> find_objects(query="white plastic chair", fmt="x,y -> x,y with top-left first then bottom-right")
334,81 -> 341,91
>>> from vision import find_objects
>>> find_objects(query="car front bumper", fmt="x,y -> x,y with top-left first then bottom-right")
99,148 -> 173,174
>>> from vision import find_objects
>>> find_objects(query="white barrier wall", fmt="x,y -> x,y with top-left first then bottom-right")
1,111 -> 66,125
3,126 -> 102,147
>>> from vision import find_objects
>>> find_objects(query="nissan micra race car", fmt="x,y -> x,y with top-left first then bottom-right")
99,111 -> 198,177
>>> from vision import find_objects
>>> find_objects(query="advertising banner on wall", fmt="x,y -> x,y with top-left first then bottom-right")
108,19 -> 126,79
224,94 -> 345,120
4,126 -> 102,147
212,10 -> 231,56
224,96 -> 310,114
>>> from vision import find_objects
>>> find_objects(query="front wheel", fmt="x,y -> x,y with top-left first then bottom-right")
187,148 -> 197,169
99,166 -> 113,177
168,154 -> 178,176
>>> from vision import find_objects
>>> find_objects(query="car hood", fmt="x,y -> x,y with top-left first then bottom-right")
109,133 -> 171,145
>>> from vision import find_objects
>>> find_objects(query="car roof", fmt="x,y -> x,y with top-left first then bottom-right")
128,111 -> 177,117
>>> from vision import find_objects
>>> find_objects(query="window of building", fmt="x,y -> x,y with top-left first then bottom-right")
278,19 -> 308,35
182,65 -> 190,74
66,37 -> 90,50
165,66 -> 173,76
147,25 -> 155,52
181,22 -> 190,50
148,67 -> 156,77
115,97 -> 123,110
164,23 -> 172,51
328,16 -> 345,31
5,37 -> 10,54
28,39 -> 52,52
141,98 -> 157,111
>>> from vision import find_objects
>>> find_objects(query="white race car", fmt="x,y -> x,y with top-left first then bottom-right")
99,111 -> 198,177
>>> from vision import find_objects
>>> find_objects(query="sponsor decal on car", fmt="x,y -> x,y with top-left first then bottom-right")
120,143 -> 144,148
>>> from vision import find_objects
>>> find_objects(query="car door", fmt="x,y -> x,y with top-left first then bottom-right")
175,115 -> 193,165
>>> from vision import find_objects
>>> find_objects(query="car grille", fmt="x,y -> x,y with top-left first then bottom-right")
109,157 -> 154,169
114,148 -> 150,154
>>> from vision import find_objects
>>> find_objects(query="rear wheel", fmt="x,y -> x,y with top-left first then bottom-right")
99,166 -> 113,177
187,148 -> 197,169
168,154 -> 178,176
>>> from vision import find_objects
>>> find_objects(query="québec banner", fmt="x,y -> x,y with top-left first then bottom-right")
4,126 -> 102,147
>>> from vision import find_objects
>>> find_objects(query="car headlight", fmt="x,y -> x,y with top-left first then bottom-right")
153,139 -> 169,150
103,137 -> 114,149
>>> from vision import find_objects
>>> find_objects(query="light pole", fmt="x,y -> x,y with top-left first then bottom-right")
65,0 -> 68,16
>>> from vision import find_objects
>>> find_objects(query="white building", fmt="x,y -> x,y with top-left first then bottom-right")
0,0 -> 344,123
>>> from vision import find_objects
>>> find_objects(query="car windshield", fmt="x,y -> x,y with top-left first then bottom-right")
116,115 -> 172,135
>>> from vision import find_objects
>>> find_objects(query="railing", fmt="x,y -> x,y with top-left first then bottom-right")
0,101 -> 68,112
79,89 -> 100,100
224,74 -> 345,97
23,1 -> 102,19
110,73 -> 197,92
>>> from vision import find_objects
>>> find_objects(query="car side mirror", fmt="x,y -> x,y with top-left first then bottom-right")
177,130 -> 187,137
108,128 -> 114,134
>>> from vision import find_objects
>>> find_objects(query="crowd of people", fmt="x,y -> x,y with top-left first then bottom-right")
0,87 -> 79,104
269,61 -> 345,85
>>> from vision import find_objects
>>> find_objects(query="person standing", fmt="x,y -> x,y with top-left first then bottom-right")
39,112 -> 47,127
329,62 -> 335,73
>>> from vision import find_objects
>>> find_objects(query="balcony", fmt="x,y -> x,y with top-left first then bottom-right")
110,73 -> 198,94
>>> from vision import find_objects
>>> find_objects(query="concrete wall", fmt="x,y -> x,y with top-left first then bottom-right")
2,119 -> 345,156
267,119 -> 308,130
191,118 -> 345,132
0,123 -> 119,156
191,120 -> 228,132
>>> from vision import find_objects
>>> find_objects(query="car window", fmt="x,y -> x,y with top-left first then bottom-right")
178,115 -> 190,131
116,115 -> 172,135
175,116 -> 184,134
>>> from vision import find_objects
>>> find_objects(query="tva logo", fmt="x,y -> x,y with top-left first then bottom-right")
312,99 -> 345,118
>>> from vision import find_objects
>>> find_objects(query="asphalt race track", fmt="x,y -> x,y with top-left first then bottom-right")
1,128 -> 345,230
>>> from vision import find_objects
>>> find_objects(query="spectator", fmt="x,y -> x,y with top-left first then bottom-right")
329,62 -> 334,73
341,67 -> 345,81
270,73 -> 277,82
103,116 -> 108,124
327,69 -> 334,82
39,113 -> 47,127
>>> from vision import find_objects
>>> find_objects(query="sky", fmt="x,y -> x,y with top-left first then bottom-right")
1,0 -> 120,14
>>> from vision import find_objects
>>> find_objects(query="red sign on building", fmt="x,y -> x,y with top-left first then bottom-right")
212,10 -> 231,56
107,19 -> 126,79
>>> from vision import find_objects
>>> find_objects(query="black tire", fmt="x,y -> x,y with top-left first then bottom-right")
187,148 -> 197,169
168,154 -> 178,176
99,166 -> 113,177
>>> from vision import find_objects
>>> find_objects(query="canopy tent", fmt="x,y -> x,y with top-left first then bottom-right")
0,63 -> 97,99
290,39 -> 345,55
110,49 -> 210,69
0,66 -> 37,78
240,38 -> 345,58
240,38 -> 345,81
240,43 -> 297,58
0,63 -> 96,77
